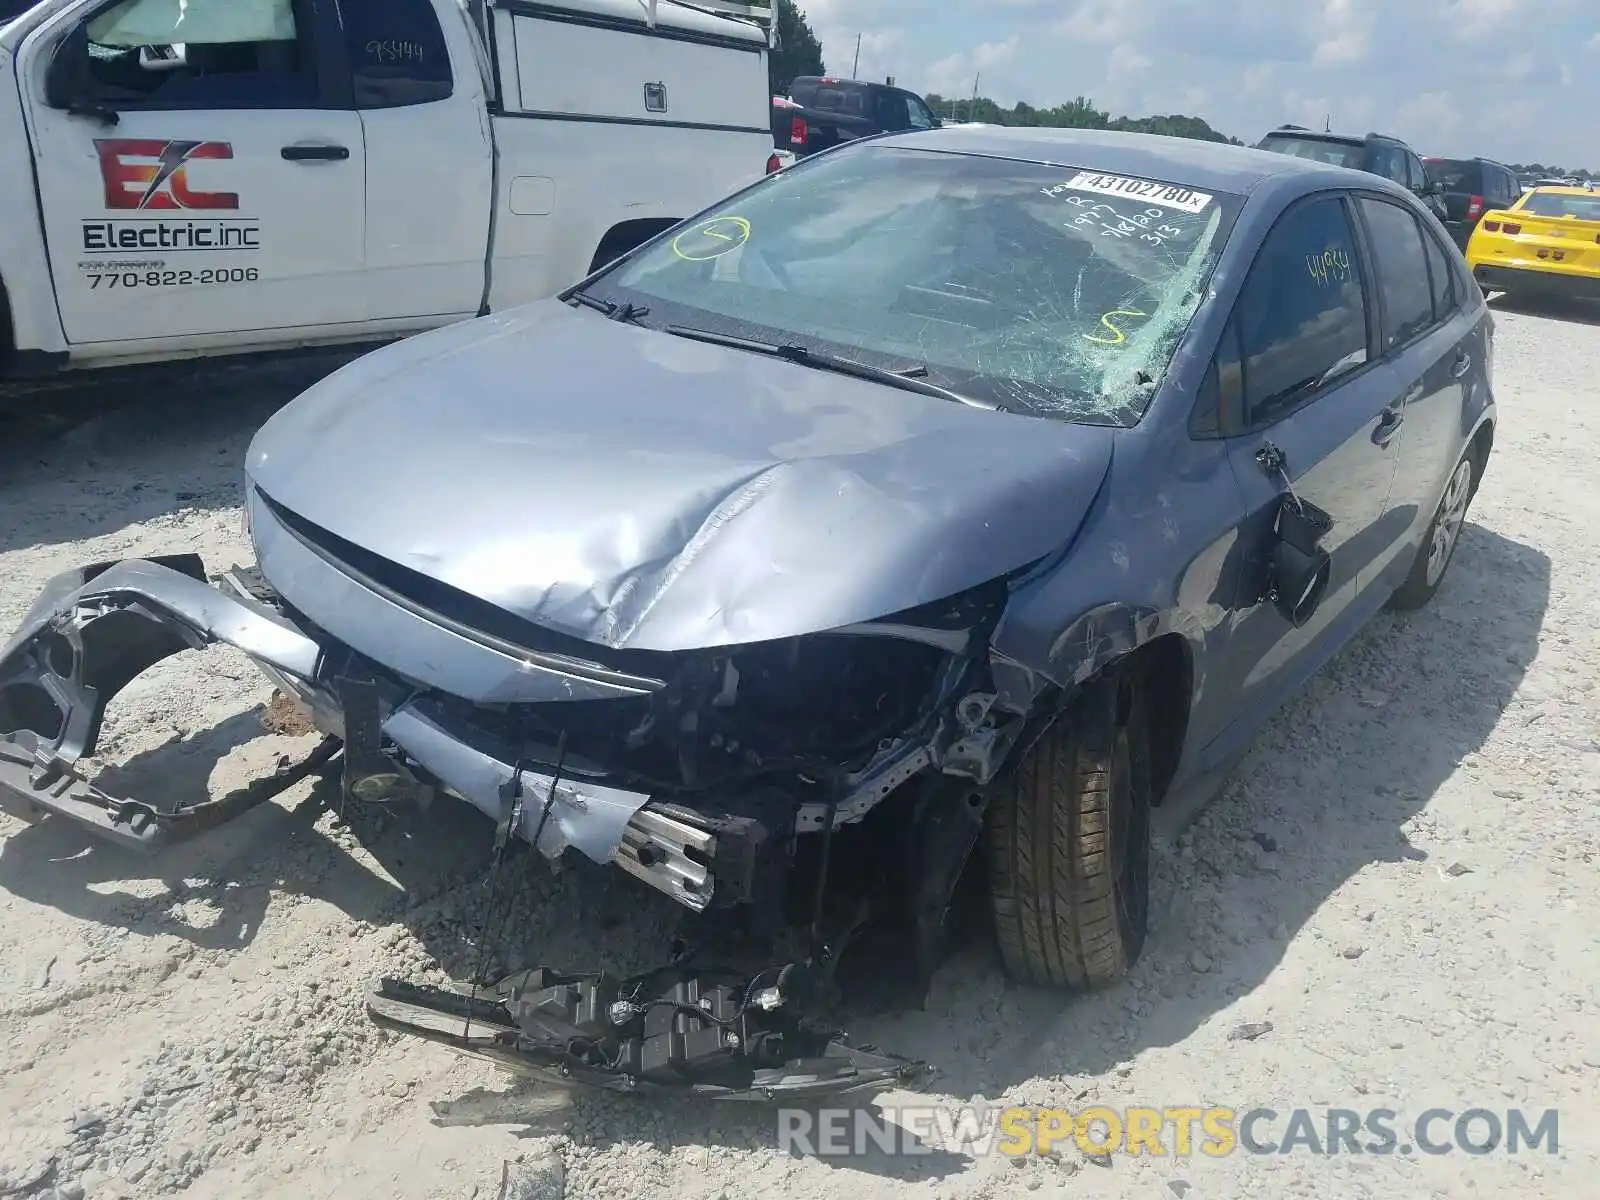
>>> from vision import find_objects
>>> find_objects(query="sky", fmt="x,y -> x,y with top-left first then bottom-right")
794,0 -> 1600,170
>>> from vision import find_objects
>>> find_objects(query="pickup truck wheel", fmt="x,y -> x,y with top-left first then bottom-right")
984,672 -> 1152,990
1387,446 -> 1479,611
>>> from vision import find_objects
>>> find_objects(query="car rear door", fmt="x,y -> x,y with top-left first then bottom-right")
1193,191 -> 1404,751
18,0 -> 368,346
1355,193 -> 1488,595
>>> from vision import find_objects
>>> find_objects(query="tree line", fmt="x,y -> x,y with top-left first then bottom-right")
769,7 -> 1591,172
924,93 -> 1241,144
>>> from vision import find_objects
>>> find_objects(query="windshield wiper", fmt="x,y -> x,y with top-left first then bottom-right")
566,293 -> 650,323
567,292 -> 614,315
662,325 -> 997,411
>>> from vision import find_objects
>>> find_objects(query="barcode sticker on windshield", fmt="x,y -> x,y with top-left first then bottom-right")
1063,172 -> 1213,213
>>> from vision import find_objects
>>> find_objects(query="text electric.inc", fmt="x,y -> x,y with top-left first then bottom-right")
81,221 -> 260,252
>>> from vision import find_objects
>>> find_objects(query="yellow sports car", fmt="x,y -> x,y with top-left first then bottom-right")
1465,183 -> 1600,299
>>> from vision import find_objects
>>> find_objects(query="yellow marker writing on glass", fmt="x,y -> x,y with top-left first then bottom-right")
671,216 -> 752,261
1084,309 -> 1147,346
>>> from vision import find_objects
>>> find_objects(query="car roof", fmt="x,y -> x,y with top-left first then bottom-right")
1264,129 -> 1367,146
1528,184 -> 1598,195
871,125 -> 1341,196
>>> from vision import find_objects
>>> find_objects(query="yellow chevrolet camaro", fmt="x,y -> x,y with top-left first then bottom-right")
1465,184 -> 1600,299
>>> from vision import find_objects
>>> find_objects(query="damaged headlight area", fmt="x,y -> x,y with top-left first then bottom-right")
0,553 -> 1035,1098
416,583 -> 1020,918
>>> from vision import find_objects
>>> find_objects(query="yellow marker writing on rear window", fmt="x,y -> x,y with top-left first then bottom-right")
1084,309 -> 1148,345
1306,246 -> 1351,287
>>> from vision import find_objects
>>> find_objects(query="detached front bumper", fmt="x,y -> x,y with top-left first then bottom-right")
0,555 -> 721,909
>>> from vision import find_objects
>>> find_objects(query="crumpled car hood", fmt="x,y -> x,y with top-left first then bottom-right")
246,300 -> 1116,652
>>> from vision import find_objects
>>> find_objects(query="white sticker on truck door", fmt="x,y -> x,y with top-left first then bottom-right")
76,138 -> 262,291
1060,171 -> 1214,213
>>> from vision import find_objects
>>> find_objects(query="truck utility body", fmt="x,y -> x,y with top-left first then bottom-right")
0,0 -> 774,378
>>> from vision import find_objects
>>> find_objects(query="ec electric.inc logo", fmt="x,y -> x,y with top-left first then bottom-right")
94,139 -> 239,211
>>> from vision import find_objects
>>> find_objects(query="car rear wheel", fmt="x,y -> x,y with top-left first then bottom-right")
1388,447 -> 1479,611
984,671 -> 1152,989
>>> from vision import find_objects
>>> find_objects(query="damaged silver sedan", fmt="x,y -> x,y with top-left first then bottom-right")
0,127 -> 1494,1097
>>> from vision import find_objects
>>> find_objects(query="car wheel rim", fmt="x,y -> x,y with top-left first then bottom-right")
1425,457 -> 1474,587
1108,730 -> 1150,942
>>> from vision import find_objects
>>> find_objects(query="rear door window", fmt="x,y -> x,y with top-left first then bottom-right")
1357,197 -> 1435,350
1234,195 -> 1370,426
340,0 -> 453,108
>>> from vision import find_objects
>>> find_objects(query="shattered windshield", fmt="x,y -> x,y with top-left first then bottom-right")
581,146 -> 1241,425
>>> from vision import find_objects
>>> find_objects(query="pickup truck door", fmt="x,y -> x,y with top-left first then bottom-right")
337,0 -> 492,322
18,0 -> 367,346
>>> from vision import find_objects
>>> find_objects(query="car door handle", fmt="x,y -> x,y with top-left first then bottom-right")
1372,405 -> 1405,447
1451,352 -> 1472,378
281,144 -> 349,162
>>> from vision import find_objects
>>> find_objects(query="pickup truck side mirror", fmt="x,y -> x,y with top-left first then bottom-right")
44,24 -> 90,110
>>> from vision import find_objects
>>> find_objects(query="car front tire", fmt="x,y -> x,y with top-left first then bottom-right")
1387,446 -> 1480,611
984,671 -> 1152,990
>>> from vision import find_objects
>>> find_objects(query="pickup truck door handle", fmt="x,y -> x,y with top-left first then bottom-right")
1372,405 -> 1405,447
281,144 -> 350,162
1451,351 -> 1472,379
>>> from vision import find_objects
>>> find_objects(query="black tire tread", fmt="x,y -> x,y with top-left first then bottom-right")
985,678 -> 1135,990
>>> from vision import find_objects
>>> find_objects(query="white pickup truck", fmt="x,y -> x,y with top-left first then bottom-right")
0,0 -> 776,380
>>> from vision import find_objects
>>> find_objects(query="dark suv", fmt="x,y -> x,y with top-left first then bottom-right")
1257,126 -> 1447,221
1423,157 -> 1521,250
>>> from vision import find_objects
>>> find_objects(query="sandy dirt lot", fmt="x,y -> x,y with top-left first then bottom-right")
1,299 -> 1597,1200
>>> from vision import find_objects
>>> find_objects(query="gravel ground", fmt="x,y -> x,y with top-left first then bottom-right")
1,298 -> 1597,1200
